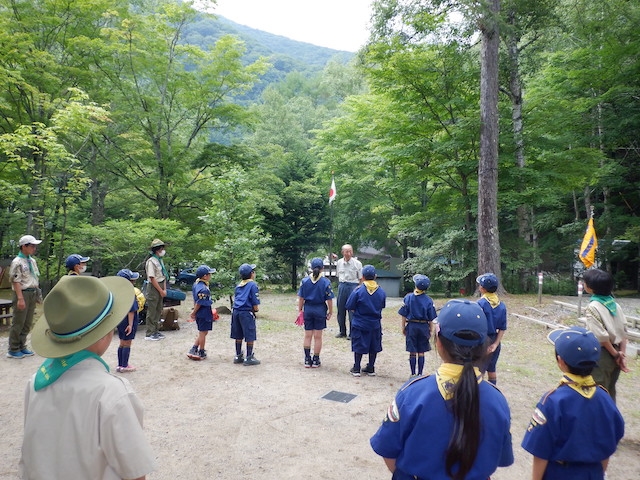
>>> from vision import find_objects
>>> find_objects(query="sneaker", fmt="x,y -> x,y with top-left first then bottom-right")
198,349 -> 207,360
335,332 -> 347,338
350,366 -> 361,377
20,348 -> 35,357
304,357 -> 312,368
243,354 -> 261,366
6,350 -> 25,359
362,364 -> 376,376
145,333 -> 163,341
312,356 -> 321,368
233,354 -> 244,364
156,332 -> 166,339
120,365 -> 137,372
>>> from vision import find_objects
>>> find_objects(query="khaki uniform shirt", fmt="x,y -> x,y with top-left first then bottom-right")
586,301 -> 628,345
145,256 -> 166,283
20,358 -> 156,480
9,255 -> 39,290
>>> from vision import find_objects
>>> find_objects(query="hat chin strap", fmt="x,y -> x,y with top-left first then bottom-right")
47,293 -> 113,343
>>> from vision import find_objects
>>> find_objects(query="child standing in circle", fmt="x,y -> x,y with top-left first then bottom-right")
346,265 -> 386,377
231,263 -> 261,366
65,254 -> 90,276
370,300 -> 513,480
188,265 -> 216,361
399,274 -> 437,378
298,258 -> 335,368
476,273 -> 507,385
521,326 -> 624,479
115,269 -> 141,373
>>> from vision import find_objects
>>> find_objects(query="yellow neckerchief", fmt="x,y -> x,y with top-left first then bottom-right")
310,273 -> 322,284
238,279 -> 254,287
414,288 -> 425,295
435,363 -> 483,400
482,292 -> 500,308
559,373 -> 597,399
363,279 -> 379,294
195,278 -> 210,287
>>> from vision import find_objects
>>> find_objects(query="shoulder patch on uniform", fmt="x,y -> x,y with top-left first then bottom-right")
526,407 -> 547,432
385,399 -> 400,423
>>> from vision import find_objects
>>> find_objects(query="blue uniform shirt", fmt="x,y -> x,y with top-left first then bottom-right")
371,375 -> 513,480
232,280 -> 260,311
345,283 -> 386,331
478,297 -> 507,338
297,275 -> 334,309
521,381 -> 624,479
192,279 -> 213,320
398,291 -> 437,321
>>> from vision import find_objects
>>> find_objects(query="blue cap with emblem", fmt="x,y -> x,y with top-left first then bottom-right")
362,265 -> 376,280
239,263 -> 256,279
196,265 -> 216,278
437,300 -> 488,347
65,254 -> 90,270
547,327 -> 600,368
413,274 -> 431,291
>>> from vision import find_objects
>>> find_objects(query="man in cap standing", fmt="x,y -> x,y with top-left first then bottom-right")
144,238 -> 168,341
7,234 -> 42,359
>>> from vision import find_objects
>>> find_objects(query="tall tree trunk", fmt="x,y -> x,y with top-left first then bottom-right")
477,0 -> 503,289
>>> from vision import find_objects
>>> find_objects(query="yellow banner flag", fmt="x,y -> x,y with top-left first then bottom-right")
579,217 -> 598,268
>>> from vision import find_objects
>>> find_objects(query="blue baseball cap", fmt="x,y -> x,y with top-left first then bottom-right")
547,327 -> 600,368
437,300 -> 487,347
65,254 -> 90,270
117,269 -> 140,281
310,258 -> 324,269
196,265 -> 216,278
413,274 -> 431,291
362,264 -> 376,280
476,273 -> 499,290
239,263 -> 256,278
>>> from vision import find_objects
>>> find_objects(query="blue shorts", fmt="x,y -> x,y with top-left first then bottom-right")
117,317 -> 138,341
230,310 -> 257,342
485,337 -> 501,373
196,316 -> 213,331
405,322 -> 431,353
303,304 -> 327,331
351,326 -> 382,354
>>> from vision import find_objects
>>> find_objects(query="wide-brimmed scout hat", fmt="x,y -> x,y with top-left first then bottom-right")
150,238 -> 165,249
31,275 -> 134,358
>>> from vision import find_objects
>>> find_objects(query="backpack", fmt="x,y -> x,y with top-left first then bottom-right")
159,307 -> 180,331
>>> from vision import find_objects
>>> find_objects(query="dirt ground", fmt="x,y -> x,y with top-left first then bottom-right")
1,291 -> 639,479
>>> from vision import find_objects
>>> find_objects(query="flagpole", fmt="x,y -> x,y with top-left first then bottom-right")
329,172 -> 335,281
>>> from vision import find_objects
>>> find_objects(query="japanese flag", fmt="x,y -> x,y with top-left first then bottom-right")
329,177 -> 336,204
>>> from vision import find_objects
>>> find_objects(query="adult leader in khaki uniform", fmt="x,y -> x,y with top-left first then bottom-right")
144,239 -> 168,341
7,235 -> 42,359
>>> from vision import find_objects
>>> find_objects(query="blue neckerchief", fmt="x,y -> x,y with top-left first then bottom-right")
591,294 -> 617,316
34,351 -> 109,391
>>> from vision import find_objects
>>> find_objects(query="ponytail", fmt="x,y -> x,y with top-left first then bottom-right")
312,267 -> 322,281
439,334 -> 489,480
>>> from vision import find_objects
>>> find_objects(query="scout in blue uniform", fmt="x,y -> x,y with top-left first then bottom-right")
476,272 -> 507,385
187,265 -> 216,361
231,263 -> 261,366
297,258 -> 335,368
65,254 -> 90,276
371,300 -> 514,480
115,269 -> 140,372
521,326 -> 624,480
399,274 -> 437,377
346,264 -> 386,376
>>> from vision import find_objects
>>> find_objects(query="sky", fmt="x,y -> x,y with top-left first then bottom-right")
197,0 -> 374,52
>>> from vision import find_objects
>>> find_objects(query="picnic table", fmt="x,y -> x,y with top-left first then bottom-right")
0,298 -> 12,326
